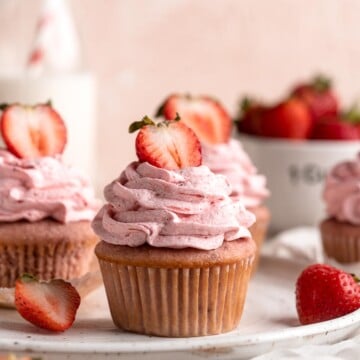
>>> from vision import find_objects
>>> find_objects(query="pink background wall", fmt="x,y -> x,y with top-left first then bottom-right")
1,0 -> 360,188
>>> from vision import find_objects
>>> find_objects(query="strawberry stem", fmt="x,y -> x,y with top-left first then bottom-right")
0,103 -> 9,111
312,75 -> 332,93
343,104 -> 360,124
20,273 -> 38,283
128,116 -> 155,133
351,273 -> 360,283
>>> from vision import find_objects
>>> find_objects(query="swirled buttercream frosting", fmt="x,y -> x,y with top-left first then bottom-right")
324,154 -> 360,225
0,149 -> 98,223
202,139 -> 269,207
92,161 -> 255,250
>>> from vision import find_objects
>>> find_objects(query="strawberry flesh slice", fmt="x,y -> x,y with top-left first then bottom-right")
157,94 -> 232,145
130,116 -> 202,170
0,104 -> 67,159
15,274 -> 81,332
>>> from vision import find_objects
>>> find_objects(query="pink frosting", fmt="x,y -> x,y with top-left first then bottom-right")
324,153 -> 360,225
0,149 -> 99,223
202,139 -> 269,207
92,161 -> 255,250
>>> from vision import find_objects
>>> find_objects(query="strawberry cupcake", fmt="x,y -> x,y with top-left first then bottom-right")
320,153 -> 360,266
0,103 -> 99,288
93,117 -> 256,337
157,94 -> 270,269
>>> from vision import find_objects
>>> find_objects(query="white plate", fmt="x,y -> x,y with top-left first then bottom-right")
1,256 -> 360,360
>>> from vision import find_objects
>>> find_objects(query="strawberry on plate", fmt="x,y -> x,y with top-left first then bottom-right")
259,98 -> 312,139
310,116 -> 359,140
0,103 -> 67,159
291,74 -> 339,122
129,115 -> 202,170
15,274 -> 81,332
156,94 -> 231,144
295,264 -> 360,325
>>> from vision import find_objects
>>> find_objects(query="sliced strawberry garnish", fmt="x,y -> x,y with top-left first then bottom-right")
0,103 -> 67,159
15,274 -> 81,332
156,94 -> 232,145
129,115 -> 202,170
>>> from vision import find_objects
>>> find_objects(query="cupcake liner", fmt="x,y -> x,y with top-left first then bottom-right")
97,256 -> 253,337
0,220 -> 98,288
0,240 -> 95,288
248,206 -> 270,273
320,218 -> 360,263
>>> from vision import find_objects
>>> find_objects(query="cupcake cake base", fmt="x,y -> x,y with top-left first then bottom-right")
320,218 -> 360,263
0,219 -> 98,288
248,205 -> 270,272
96,238 -> 255,337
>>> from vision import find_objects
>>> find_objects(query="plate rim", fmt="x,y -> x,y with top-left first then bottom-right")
1,255 -> 360,354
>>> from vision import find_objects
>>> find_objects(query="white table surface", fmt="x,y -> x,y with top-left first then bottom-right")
1,227 -> 360,360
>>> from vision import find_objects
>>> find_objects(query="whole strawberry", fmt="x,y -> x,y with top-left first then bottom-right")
295,264 -> 360,325
291,75 -> 339,122
310,116 -> 359,140
235,97 -> 265,135
259,98 -> 312,139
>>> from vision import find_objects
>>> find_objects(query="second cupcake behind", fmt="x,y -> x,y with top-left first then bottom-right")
157,94 -> 270,269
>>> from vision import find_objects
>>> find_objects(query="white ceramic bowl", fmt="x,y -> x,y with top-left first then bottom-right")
235,133 -> 360,233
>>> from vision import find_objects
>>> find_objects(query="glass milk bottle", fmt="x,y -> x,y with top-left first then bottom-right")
0,0 -> 97,184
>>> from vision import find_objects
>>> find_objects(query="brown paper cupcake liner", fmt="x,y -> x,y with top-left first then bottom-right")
0,220 -> 98,288
248,206 -> 270,273
97,249 -> 254,337
320,218 -> 360,263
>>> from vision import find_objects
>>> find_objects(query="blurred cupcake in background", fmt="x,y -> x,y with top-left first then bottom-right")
157,94 -> 270,269
0,102 -> 99,288
320,153 -> 360,269
202,139 -> 270,270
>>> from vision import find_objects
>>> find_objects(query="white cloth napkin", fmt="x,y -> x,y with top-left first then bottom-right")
252,227 -> 360,360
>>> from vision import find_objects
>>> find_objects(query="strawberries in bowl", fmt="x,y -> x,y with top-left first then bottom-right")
291,74 -> 339,123
236,74 -> 360,141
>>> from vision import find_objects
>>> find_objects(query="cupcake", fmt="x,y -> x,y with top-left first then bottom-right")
320,153 -> 360,265
156,94 -> 270,269
202,140 -> 270,270
93,117 -> 256,337
0,103 -> 99,288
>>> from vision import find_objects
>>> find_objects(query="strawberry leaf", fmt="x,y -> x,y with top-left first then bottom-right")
128,116 -> 155,133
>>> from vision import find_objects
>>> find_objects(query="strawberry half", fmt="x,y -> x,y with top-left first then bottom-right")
129,115 -> 202,170
15,274 -> 81,332
295,264 -> 360,325
156,94 -> 232,145
0,103 -> 67,159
